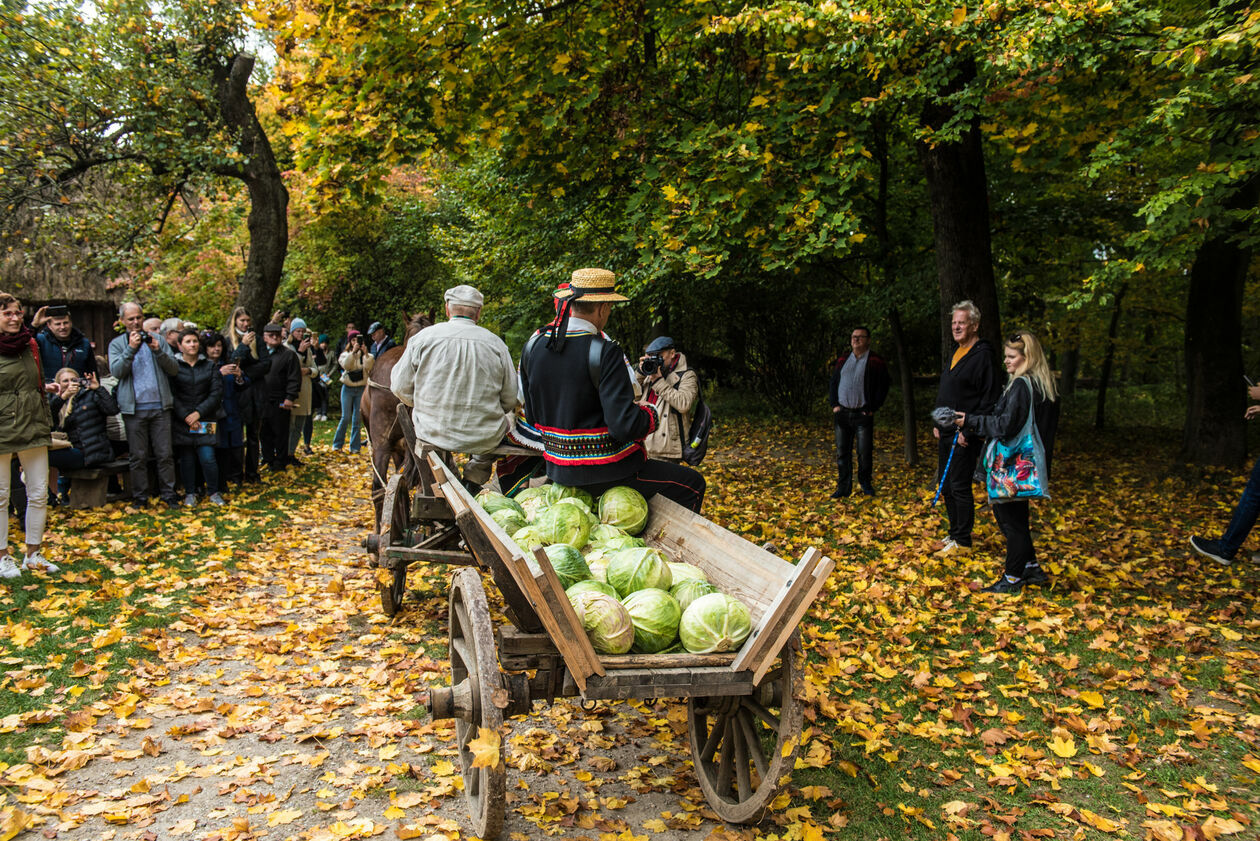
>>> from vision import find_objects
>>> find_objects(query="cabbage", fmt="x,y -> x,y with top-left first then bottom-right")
621,588 -> 682,654
514,486 -> 547,504
605,547 -> 672,598
668,562 -> 708,584
511,525 -> 547,554
490,508 -> 528,537
534,503 -> 591,549
566,579 -> 617,600
476,490 -> 526,519
544,483 -> 594,508
569,591 -> 634,655
671,578 -> 718,611
603,534 -> 646,551
587,557 -> 609,583
519,495 -> 548,523
588,523 -> 629,545
540,543 -> 591,590
679,593 -> 753,654
598,486 -> 649,535
554,497 -> 600,529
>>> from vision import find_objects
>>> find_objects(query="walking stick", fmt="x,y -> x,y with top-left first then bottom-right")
933,430 -> 960,506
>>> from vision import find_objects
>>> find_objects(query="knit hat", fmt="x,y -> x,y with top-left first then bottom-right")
289,317 -> 307,331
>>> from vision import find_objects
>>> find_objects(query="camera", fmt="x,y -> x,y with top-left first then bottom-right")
639,354 -> 663,376
77,377 -> 89,388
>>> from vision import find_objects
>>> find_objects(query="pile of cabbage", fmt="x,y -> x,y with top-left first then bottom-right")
476,483 -> 754,656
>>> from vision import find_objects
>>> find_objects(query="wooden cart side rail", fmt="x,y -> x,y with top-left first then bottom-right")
643,495 -> 797,621
427,453 -> 597,691
732,549 -> 835,684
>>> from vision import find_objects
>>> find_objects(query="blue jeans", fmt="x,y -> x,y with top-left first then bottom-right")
334,385 -> 364,452
179,445 -> 218,497
1220,455 -> 1260,559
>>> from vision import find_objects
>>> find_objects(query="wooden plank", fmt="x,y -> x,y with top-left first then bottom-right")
731,548 -> 820,674
599,653 -> 736,669
457,509 -> 544,633
581,668 -> 755,701
498,627 -> 557,657
642,495 -> 796,622
532,546 -> 604,678
383,547 -> 477,566
410,495 -> 455,522
747,556 -> 835,685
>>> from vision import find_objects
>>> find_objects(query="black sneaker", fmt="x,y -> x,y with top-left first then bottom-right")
860,485 -> 876,496
1189,536 -> 1232,566
1022,566 -> 1050,587
981,576 -> 1024,594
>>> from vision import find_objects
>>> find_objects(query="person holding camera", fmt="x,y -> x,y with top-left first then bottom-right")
170,329 -> 224,506
260,323 -> 301,469
285,319 -> 319,461
225,307 -> 271,483
333,330 -> 373,453
108,302 -> 181,507
635,336 -> 700,463
48,368 -> 121,503
32,304 -> 97,384
202,332 -> 250,494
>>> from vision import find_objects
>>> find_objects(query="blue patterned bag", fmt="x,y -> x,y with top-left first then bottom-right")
983,378 -> 1049,503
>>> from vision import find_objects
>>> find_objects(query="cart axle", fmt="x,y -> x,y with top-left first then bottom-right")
429,678 -> 474,721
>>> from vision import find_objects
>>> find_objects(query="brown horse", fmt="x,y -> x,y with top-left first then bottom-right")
362,312 -> 432,529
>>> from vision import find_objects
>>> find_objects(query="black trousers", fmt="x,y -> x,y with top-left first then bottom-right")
833,409 -> 874,495
243,421 -> 261,479
992,500 -> 1034,578
580,459 -> 706,514
260,407 -> 291,467
215,446 -> 243,492
938,432 -> 981,546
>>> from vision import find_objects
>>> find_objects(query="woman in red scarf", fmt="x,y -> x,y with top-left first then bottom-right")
0,292 -> 59,578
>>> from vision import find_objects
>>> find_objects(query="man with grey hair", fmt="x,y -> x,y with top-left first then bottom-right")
108,302 -> 180,507
391,284 -> 518,490
160,317 -> 183,358
933,299 -> 1000,555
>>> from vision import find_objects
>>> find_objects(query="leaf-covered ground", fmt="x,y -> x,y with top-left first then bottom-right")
1,414 -> 1258,841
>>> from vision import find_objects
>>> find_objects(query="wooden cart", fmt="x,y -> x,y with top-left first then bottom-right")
392,451 -> 835,839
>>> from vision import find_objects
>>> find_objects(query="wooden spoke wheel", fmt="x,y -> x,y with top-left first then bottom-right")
378,474 -> 410,617
448,568 -> 507,839
687,635 -> 803,823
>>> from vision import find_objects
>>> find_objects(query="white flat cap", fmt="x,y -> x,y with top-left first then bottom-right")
444,284 -> 484,308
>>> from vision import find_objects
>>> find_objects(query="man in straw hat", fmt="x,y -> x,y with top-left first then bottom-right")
391,284 -> 520,491
519,268 -> 705,511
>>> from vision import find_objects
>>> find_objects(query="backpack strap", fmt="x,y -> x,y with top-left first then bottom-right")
522,330 -> 603,390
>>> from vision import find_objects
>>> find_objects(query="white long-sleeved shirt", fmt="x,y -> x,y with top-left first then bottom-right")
390,316 -> 517,454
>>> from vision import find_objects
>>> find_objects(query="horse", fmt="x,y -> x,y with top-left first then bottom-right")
362,311 -> 433,531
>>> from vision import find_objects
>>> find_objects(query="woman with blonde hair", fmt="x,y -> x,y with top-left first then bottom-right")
0,292 -> 59,577
953,330 -> 1060,593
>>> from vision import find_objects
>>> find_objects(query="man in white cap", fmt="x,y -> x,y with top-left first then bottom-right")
391,284 -> 518,490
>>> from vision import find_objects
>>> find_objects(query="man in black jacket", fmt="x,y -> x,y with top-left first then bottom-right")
32,305 -> 97,383
260,323 -> 301,470
828,326 -> 891,498
520,268 -> 705,512
934,301 -> 1000,555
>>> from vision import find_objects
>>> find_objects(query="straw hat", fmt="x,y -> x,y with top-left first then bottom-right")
553,268 -> 628,302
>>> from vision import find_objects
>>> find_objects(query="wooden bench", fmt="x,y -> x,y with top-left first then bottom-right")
61,459 -> 130,508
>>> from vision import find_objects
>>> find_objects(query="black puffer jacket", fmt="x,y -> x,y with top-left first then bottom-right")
171,357 -> 224,447
50,386 -> 121,467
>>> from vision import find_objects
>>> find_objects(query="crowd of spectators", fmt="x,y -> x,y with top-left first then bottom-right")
0,296 -> 387,578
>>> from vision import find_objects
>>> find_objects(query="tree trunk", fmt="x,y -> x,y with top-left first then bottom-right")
917,58 -> 1002,366
1183,175 -> 1259,465
888,306 -> 918,466
1059,346 -> 1079,397
214,54 -> 289,331
1095,284 -> 1126,430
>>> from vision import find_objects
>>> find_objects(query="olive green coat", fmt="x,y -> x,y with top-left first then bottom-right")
0,344 -> 52,454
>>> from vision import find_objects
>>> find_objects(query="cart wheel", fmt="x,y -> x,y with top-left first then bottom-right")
377,474 -> 410,616
449,568 -> 507,839
687,634 -> 803,824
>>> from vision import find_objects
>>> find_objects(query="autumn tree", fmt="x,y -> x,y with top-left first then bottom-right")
0,0 -> 287,328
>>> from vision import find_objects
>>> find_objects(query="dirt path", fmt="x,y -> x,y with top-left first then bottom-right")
18,453 -> 748,841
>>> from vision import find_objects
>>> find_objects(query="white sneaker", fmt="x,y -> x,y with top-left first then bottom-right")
0,555 -> 21,579
22,552 -> 59,573
183,494 -> 197,507
934,538 -> 971,556
209,493 -> 226,506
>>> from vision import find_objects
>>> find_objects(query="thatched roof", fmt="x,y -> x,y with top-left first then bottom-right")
1,247 -> 117,305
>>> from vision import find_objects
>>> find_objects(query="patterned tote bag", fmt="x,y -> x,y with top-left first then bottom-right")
983,378 -> 1049,502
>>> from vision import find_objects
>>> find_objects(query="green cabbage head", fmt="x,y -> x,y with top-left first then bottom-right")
670,578 -> 718,611
605,546 -> 672,598
569,591 -> 635,654
668,562 -> 708,584
545,484 -> 595,509
622,588 -> 683,653
540,543 -> 592,590
598,486 -> 649,535
566,579 -> 618,600
679,593 -> 753,654
490,508 -> 528,537
534,503 -> 591,549
476,490 -> 526,519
